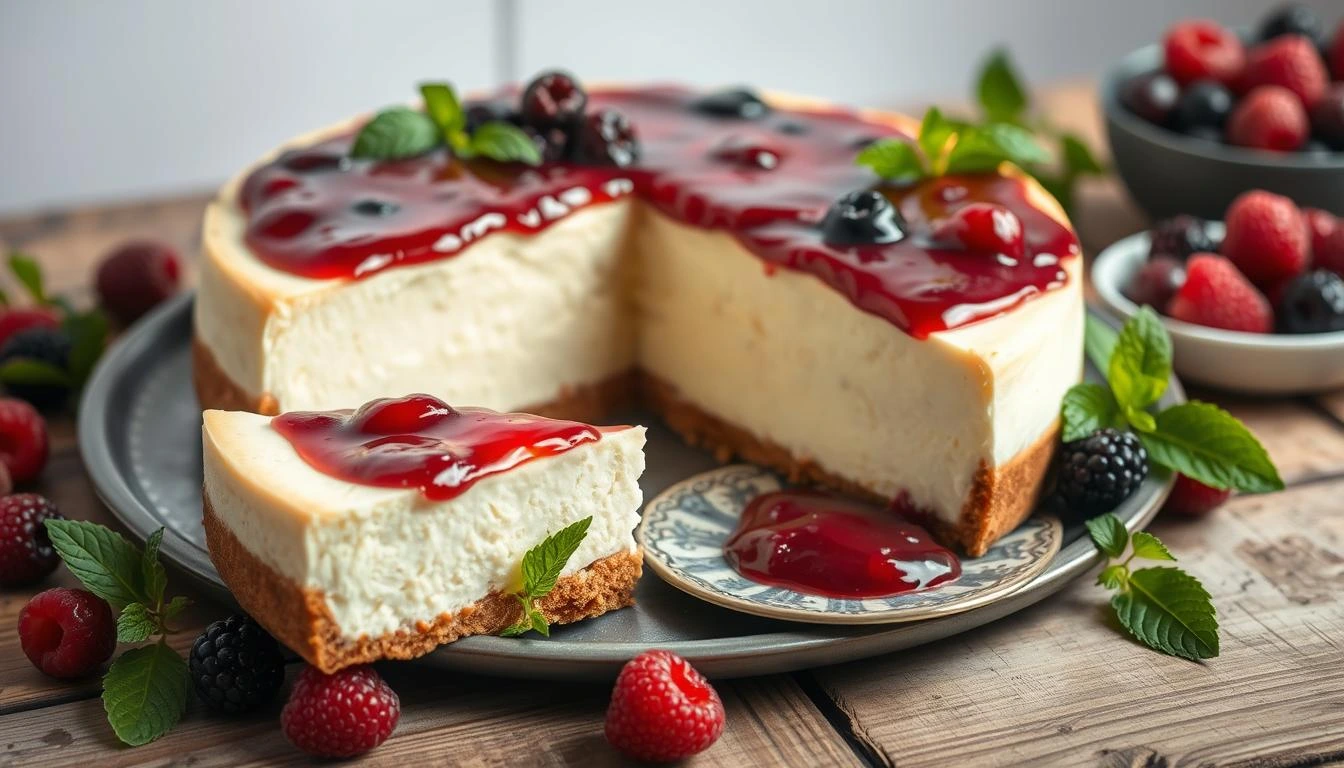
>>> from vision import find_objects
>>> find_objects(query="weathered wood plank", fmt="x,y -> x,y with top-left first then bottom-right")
813,479 -> 1344,768
0,667 -> 860,768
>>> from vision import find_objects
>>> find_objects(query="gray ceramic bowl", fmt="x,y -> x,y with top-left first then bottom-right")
1103,43 -> 1344,219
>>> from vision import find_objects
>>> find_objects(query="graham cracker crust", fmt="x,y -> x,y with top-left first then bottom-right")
202,499 -> 642,674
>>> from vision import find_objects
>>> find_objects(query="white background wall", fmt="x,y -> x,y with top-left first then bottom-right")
1,0 -> 1337,213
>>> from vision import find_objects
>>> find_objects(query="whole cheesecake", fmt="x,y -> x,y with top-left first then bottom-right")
195,78 -> 1084,557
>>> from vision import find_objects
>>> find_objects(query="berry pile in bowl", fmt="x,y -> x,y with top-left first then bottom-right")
1093,189 -> 1344,395
1103,4 -> 1344,218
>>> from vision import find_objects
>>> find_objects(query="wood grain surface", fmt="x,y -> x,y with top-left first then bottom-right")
1,84 -> 1342,767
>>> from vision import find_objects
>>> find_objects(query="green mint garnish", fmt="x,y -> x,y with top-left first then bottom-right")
856,106 -> 1045,184
501,516 -> 593,638
1060,307 -> 1284,494
8,252 -> 48,305
351,81 -> 541,166
1086,514 -> 1218,660
45,520 -> 194,746
976,50 -> 1028,124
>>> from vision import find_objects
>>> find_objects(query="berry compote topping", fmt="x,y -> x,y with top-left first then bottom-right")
723,489 -> 960,599
239,86 -> 1079,338
270,394 -> 604,500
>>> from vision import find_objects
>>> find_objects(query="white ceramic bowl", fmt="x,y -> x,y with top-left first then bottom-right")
1092,226 -> 1344,395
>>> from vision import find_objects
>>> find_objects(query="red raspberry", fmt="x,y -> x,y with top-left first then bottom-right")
18,588 -> 116,679
1222,190 -> 1310,288
933,203 -> 1026,260
1163,474 -> 1233,517
1163,20 -> 1246,87
1243,35 -> 1329,108
605,650 -> 725,762
1226,86 -> 1310,152
0,398 -> 48,484
0,308 -> 60,352
282,665 -> 400,758
0,493 -> 64,586
1168,254 -> 1273,333
95,240 -> 181,325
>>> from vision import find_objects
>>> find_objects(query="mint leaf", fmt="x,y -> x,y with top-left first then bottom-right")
351,107 -> 441,160
117,603 -> 157,644
1112,567 -> 1219,660
45,519 -> 146,608
1097,564 -> 1128,590
141,528 -> 167,606
1061,134 -> 1105,176
0,359 -> 72,388
1061,383 -> 1121,442
856,138 -> 925,183
521,516 -> 593,600
1108,307 -> 1171,411
8,252 -> 47,304
419,82 -> 465,138
529,609 -> 550,637
102,640 -> 189,746
918,108 -> 967,174
1125,406 -> 1156,433
1139,401 -> 1283,493
944,123 -> 1048,175
1085,514 -> 1128,559
976,49 -> 1028,123
63,309 -> 108,387
1084,315 -> 1119,373
470,121 -> 542,166
1131,531 -> 1176,562
162,596 -> 192,624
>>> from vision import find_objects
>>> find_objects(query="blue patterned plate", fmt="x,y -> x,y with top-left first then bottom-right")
638,464 -> 1063,624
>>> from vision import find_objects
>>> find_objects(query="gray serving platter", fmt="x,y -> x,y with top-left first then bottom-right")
79,293 -> 1180,680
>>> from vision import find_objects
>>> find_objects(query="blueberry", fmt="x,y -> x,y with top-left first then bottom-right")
1174,81 -> 1234,132
1121,72 -> 1180,126
1257,3 -> 1320,42
1278,270 -> 1344,333
351,199 -> 400,216
692,88 -> 770,120
819,191 -> 906,246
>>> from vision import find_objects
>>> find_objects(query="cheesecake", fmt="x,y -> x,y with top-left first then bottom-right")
202,394 -> 647,672
195,75 -> 1084,556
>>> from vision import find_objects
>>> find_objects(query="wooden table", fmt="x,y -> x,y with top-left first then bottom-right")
2,86 -> 1344,767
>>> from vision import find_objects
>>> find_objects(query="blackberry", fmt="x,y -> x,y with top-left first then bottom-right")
189,614 -> 286,715
576,109 -> 639,167
1257,4 -> 1320,43
691,88 -> 770,120
1055,429 -> 1148,515
1148,214 -> 1219,261
519,70 -> 587,130
1277,270 -> 1344,334
0,327 -> 72,410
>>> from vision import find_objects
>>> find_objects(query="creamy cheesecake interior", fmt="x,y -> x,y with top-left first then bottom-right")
202,409 -> 646,672
195,100 -> 1084,557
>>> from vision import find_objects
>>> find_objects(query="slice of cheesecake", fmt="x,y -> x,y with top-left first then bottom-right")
201,395 -> 646,673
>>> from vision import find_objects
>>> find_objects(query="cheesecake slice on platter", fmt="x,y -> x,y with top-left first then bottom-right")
201,394 -> 646,673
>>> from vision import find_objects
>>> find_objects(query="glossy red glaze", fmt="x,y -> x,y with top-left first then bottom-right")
239,86 -> 1078,337
270,394 -> 602,500
723,489 -> 960,598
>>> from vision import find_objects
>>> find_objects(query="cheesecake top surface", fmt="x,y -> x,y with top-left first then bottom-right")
268,394 -> 616,501
231,84 -> 1079,339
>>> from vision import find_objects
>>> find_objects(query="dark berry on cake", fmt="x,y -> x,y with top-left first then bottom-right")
692,87 -> 770,120
577,109 -> 640,167
520,70 -> 588,130
819,191 -> 906,246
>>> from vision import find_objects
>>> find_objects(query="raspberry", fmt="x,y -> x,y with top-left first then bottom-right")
932,203 -> 1026,260
18,588 -> 116,679
605,650 -> 725,762
0,493 -> 63,586
1124,256 -> 1186,311
95,240 -> 181,325
0,308 -> 60,352
1226,86 -> 1310,152
1163,20 -> 1246,87
1305,208 -> 1343,274
189,614 -> 286,715
1243,35 -> 1330,109
1163,474 -> 1233,517
1054,429 -> 1149,516
282,665 -> 400,758
0,398 -> 49,484
0,328 -> 72,410
1168,254 -> 1274,333
1222,190 -> 1310,288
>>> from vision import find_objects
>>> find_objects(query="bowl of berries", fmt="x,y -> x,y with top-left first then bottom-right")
1093,189 -> 1344,395
1103,6 -> 1344,219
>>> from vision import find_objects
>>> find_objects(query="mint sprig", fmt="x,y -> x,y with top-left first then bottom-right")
45,520 -> 193,746
0,252 -> 109,403
1087,515 -> 1218,661
351,82 -> 540,166
501,516 -> 593,638
856,106 -> 1046,184
1062,308 -> 1284,494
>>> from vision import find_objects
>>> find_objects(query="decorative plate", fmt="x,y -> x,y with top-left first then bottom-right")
638,465 -> 1062,624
